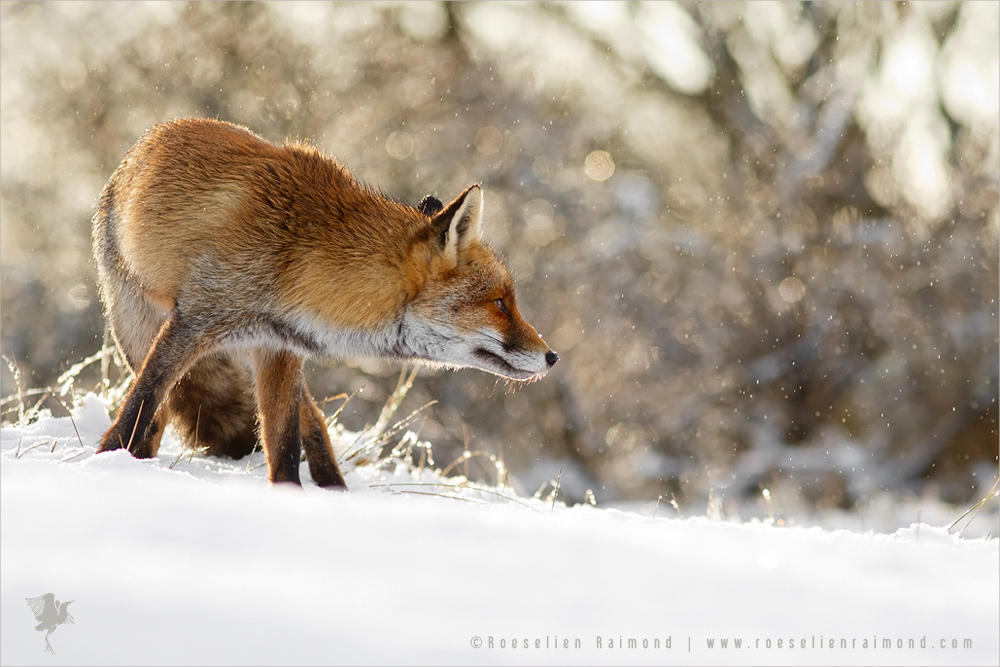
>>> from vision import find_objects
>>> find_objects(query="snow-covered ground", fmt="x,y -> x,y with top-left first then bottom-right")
2,394 -> 997,666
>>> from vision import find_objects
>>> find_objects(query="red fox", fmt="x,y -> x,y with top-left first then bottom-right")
92,118 -> 557,488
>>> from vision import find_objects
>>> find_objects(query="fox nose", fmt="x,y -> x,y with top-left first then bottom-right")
545,350 -> 559,367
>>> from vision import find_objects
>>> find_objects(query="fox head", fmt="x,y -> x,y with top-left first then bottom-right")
404,185 -> 558,381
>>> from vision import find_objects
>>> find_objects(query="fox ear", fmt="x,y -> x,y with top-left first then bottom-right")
417,195 -> 444,217
432,184 -> 483,264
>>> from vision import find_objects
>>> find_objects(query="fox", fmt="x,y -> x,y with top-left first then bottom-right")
92,117 -> 558,488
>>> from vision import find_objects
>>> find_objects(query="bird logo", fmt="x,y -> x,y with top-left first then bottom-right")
25,593 -> 74,654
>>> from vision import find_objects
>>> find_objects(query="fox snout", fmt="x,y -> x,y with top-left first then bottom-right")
470,339 -> 558,381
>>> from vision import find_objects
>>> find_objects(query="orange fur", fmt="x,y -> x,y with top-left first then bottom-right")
92,118 -> 557,488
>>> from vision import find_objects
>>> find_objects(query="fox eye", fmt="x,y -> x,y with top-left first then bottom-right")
494,298 -> 509,315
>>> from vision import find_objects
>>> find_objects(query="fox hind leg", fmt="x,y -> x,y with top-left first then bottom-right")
300,382 -> 347,488
98,315 -> 199,458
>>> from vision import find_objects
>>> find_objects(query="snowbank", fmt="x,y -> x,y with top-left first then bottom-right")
1,394 -> 997,666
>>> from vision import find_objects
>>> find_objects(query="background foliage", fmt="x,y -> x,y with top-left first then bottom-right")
2,1 -> 997,514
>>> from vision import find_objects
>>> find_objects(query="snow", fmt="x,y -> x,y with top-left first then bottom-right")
2,394 -> 998,666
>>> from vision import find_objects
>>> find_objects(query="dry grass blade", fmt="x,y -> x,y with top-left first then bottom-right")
100,328 -> 112,394
495,443 -> 507,490
948,476 -> 1000,537
1,388 -> 56,415
333,365 -> 429,464
59,449 -> 89,463
323,386 -> 363,427
341,429 -> 369,462
27,391 -> 52,423
168,448 -> 187,470
125,400 -> 144,453
369,481 -> 537,509
2,390 -> 56,426
343,399 -> 437,463
54,397 -> 87,450
55,348 -> 107,396
372,365 -> 418,437
170,404 -> 202,470
388,416 -> 429,461
462,424 -> 470,478
245,441 -> 262,473
440,449 -> 496,478
15,441 -> 52,458
415,422 -> 432,475
390,489 -> 483,504
372,400 -> 437,447
2,354 -> 25,423
319,392 -> 349,406
1,387 -> 51,404
185,445 -> 210,465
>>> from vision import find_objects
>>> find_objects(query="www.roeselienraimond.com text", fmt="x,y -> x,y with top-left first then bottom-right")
474,634 -> 974,652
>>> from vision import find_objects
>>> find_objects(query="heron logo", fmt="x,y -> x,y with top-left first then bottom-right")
25,593 -> 74,654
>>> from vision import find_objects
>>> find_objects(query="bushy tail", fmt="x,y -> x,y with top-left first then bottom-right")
166,353 -> 258,458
